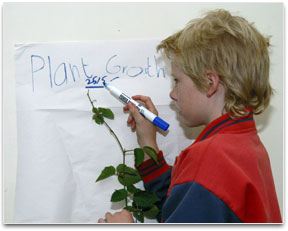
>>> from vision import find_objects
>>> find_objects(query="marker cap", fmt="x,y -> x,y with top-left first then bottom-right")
153,117 -> 170,131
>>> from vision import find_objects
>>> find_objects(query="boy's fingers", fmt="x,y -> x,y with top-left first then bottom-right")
127,115 -> 133,124
128,103 -> 143,123
123,105 -> 129,111
131,120 -> 136,131
126,114 -> 136,131
132,95 -> 158,115
105,212 -> 112,220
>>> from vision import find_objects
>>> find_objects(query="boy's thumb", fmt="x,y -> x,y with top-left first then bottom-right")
128,103 -> 142,122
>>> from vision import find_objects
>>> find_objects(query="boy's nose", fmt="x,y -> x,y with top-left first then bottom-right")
170,90 -> 177,101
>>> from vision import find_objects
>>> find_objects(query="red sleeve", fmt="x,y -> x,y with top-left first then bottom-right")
136,151 -> 171,183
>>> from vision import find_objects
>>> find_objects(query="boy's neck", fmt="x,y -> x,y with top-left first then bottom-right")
204,87 -> 226,126
205,109 -> 226,126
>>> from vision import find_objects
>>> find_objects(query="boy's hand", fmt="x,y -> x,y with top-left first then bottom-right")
123,95 -> 159,154
98,210 -> 134,223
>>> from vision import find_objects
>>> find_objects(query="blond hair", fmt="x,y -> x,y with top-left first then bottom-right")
157,9 -> 272,118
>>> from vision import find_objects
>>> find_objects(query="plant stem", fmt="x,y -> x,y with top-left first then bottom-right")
102,122 -> 128,207
87,90 -> 128,207
102,122 -> 127,207
103,121 -> 125,155
87,90 -> 95,108
123,154 -> 128,207
87,90 -> 125,155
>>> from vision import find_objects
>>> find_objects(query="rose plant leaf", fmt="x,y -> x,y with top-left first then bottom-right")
134,148 -> 145,167
110,189 -> 128,202
98,107 -> 114,119
143,146 -> 158,165
96,166 -> 115,182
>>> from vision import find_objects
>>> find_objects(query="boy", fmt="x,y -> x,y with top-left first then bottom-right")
98,9 -> 282,223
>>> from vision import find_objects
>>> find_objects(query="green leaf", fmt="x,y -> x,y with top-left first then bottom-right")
133,211 -> 144,223
118,174 -> 141,186
124,206 -> 136,213
110,189 -> 128,202
143,146 -> 158,165
117,164 -> 142,186
92,107 -> 98,113
143,205 -> 159,219
133,191 -> 160,207
134,148 -> 144,167
132,201 -> 138,208
116,164 -> 139,176
98,107 -> 114,119
127,184 -> 141,194
116,163 -> 126,174
96,166 -> 115,182
93,114 -> 104,125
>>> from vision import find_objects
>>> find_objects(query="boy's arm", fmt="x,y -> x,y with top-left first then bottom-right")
136,151 -> 172,222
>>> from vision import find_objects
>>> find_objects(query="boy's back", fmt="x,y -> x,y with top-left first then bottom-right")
166,111 -> 281,222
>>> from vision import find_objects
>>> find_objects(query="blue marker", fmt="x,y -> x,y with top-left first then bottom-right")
103,82 -> 169,131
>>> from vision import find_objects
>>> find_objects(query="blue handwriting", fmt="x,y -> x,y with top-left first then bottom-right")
30,54 -> 166,92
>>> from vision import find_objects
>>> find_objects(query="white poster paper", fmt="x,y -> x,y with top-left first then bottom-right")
14,40 -> 195,223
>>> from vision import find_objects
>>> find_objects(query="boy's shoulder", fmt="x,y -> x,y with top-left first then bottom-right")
176,130 -> 268,181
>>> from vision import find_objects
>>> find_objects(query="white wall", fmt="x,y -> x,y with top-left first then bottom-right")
3,2 -> 283,223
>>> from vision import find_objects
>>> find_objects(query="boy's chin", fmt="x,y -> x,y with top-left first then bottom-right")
183,117 -> 205,128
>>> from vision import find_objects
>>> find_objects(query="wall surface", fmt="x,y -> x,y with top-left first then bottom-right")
3,2 -> 283,223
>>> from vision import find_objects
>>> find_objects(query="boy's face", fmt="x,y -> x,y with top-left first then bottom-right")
170,62 -> 209,127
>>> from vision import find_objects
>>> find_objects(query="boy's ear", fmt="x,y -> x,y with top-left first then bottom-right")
205,70 -> 220,97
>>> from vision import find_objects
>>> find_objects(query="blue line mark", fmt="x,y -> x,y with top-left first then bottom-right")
85,86 -> 104,88
110,77 -> 120,82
